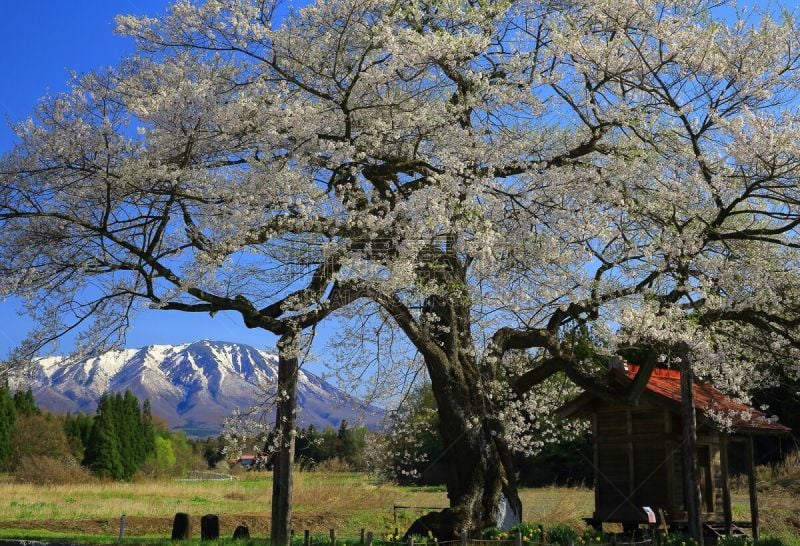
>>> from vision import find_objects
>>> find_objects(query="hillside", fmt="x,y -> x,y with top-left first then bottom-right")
25,340 -> 384,436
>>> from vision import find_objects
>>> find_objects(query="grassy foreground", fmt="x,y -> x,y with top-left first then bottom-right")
0,471 -> 792,543
0,472 -> 593,541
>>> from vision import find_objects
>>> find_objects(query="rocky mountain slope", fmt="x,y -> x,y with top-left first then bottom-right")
26,340 -> 384,436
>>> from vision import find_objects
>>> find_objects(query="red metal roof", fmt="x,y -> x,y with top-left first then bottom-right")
622,364 -> 790,433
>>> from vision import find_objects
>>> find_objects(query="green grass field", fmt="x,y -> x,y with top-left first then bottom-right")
0,471 -> 794,544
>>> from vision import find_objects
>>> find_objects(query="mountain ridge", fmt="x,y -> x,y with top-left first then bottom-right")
25,340 -> 384,436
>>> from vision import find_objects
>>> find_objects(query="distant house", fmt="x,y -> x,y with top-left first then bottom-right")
558,362 -> 790,538
235,454 -> 257,468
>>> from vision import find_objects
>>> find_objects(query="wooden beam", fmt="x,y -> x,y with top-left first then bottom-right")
665,409 -> 676,515
719,436 -> 732,536
680,359 -> 703,545
746,435 -> 760,540
627,410 -> 635,498
593,413 -> 600,518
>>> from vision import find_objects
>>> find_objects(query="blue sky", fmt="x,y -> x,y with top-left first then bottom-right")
0,1 -> 303,361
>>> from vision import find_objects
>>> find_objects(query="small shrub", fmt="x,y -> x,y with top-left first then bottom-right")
718,537 -> 752,546
512,523 -> 544,542
754,537 -> 787,546
482,528 -> 503,540
410,534 -> 439,545
578,529 -> 610,544
547,524 -> 578,546
14,455 -> 94,485
661,533 -> 698,546
314,457 -> 352,473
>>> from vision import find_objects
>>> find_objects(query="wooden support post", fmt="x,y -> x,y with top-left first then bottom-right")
461,531 -> 468,546
679,354 -> 704,546
538,525 -> 544,545
719,437 -> 733,537
408,535 -> 414,546
367,532 -> 374,546
664,409 -> 676,515
171,512 -> 191,541
626,410 -> 635,499
118,514 -> 126,542
233,525 -> 251,540
200,514 -> 220,540
330,528 -> 337,546
746,435 -> 760,540
515,530 -> 523,546
361,528 -> 366,546
305,530 -> 310,546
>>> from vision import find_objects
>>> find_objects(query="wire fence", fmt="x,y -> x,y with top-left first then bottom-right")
297,530 -> 657,546
177,470 -> 236,481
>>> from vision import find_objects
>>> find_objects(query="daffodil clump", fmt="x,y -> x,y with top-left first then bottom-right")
577,530 -> 612,545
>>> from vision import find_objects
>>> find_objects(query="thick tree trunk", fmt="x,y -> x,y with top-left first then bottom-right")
271,330 -> 300,546
405,264 -> 521,538
434,378 -> 522,535
409,350 -> 521,538
679,355 -> 704,545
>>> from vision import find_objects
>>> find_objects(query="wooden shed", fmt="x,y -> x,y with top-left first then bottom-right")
558,362 -> 790,537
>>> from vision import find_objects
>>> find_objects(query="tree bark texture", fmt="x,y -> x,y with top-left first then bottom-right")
271,329 -> 300,546
407,290 -> 522,538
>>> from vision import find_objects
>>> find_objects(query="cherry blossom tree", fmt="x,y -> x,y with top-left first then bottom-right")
3,0 -> 800,541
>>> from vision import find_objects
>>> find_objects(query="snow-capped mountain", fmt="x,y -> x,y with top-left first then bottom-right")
26,340 -> 385,436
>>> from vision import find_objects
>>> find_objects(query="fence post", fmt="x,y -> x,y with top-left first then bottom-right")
538,526 -> 544,545
409,536 -> 415,546
611,535 -> 617,546
361,528 -> 366,546
305,530 -> 310,546
330,529 -> 337,546
515,531 -> 522,546
461,531 -> 468,546
118,514 -> 126,542
367,532 -> 374,546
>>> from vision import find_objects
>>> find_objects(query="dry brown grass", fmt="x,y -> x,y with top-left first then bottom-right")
0,472 -> 593,538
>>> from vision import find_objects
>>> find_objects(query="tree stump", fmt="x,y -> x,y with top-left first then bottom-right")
233,524 -> 251,540
201,514 -> 220,540
172,512 -> 192,540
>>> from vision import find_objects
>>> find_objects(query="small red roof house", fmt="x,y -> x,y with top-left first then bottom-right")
232,454 -> 258,468
558,362 -> 790,538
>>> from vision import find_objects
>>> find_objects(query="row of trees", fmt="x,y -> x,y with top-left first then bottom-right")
76,391 -> 156,479
0,385 -> 39,469
2,386 -> 205,481
201,420 -> 369,471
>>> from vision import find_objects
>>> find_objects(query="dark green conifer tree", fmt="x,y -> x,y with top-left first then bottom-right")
116,390 -> 139,478
13,388 -> 38,416
0,383 -> 15,470
83,394 -> 124,479
141,399 -> 156,457
64,412 -> 94,459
